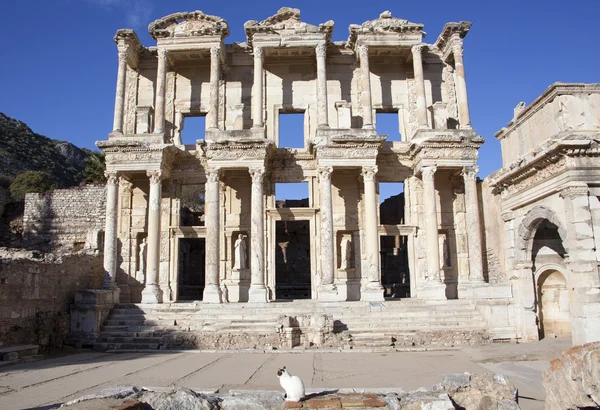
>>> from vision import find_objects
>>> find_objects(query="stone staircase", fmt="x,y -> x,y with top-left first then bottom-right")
93,299 -> 489,351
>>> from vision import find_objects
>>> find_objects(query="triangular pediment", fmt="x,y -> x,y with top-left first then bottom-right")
348,11 -> 424,48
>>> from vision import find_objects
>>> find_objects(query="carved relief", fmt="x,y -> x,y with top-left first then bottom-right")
406,76 -> 418,136
124,67 -> 138,134
443,64 -> 458,120
165,71 -> 176,140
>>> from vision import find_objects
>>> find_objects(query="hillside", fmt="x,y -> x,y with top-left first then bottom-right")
0,113 -> 93,188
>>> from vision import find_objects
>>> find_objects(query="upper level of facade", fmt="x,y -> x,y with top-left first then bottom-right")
108,7 -> 475,153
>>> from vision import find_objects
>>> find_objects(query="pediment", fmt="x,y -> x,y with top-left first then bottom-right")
348,11 -> 424,48
244,7 -> 333,47
149,11 -> 229,40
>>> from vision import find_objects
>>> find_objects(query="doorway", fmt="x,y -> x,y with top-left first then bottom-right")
537,269 -> 571,338
275,220 -> 311,299
178,238 -> 205,301
380,235 -> 410,298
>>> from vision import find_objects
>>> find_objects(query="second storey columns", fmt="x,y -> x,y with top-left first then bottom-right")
316,41 -> 329,128
358,45 -> 374,129
153,49 -> 169,134
252,47 -> 264,128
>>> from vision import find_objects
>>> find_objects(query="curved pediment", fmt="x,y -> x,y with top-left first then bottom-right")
244,7 -> 333,47
348,11 -> 424,48
148,11 -> 229,40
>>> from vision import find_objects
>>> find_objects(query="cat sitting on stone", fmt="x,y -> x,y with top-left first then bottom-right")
277,366 -> 305,402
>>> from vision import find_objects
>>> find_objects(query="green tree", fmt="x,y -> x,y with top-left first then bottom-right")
9,171 -> 55,200
83,151 -> 106,184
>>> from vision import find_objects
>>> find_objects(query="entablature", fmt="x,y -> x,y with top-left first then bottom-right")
97,140 -> 178,176
434,21 -> 471,62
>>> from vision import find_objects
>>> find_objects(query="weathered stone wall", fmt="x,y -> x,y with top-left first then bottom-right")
0,248 -> 103,349
22,185 -> 106,253
479,179 -> 506,283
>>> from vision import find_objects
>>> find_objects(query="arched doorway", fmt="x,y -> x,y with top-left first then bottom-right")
537,269 -> 571,338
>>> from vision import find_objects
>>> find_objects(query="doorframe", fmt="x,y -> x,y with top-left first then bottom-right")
170,227 -> 207,301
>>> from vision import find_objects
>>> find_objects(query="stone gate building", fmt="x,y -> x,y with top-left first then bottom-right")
72,7 -> 599,348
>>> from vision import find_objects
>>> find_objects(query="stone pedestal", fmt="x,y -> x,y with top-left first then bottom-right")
68,288 -> 119,347
419,282 -> 447,300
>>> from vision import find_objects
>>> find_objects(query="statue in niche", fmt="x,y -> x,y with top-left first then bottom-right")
138,237 -> 147,281
339,237 -> 353,270
234,234 -> 248,270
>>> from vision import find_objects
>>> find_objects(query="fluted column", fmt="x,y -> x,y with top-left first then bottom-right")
411,45 -> 429,129
203,168 -> 222,303
452,36 -> 471,128
252,47 -> 264,128
318,166 -> 338,300
208,46 -> 221,130
358,45 -> 373,128
112,47 -> 128,133
463,166 -> 484,282
141,170 -> 163,303
153,49 -> 168,134
102,171 -> 119,292
248,167 -> 268,303
316,41 -> 329,128
422,166 -> 441,282
361,166 -> 384,301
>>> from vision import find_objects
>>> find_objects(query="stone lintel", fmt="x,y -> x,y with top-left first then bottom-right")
434,21 -> 471,60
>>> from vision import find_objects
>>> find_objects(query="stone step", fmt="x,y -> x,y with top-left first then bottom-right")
0,344 -> 39,361
93,342 -> 160,351
96,336 -> 162,344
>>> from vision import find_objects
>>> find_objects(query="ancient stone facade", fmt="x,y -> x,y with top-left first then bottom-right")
52,7 -> 598,347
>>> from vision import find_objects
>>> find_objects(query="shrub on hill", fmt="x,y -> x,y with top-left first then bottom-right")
9,171 -> 55,200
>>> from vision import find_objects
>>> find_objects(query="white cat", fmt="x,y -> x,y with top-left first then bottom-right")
277,366 -> 305,402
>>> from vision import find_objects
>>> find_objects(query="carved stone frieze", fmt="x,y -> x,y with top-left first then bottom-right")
124,67 -> 138,135
206,139 -> 273,161
559,184 -> 589,198
347,10 -> 424,48
442,64 -> 458,119
496,156 -> 567,198
149,11 -> 229,40
164,71 -> 176,141
406,76 -> 418,136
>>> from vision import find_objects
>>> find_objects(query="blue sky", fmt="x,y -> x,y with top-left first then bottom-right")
1,0 -> 598,184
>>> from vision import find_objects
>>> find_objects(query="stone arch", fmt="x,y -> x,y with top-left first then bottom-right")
535,267 -> 571,339
516,206 -> 567,264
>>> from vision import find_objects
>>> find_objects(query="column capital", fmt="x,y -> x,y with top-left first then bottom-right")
253,46 -> 263,59
560,183 -> 589,198
461,165 -> 479,181
361,165 -> 378,182
118,46 -> 129,63
206,168 -> 221,183
210,46 -> 221,60
451,37 -> 464,58
105,171 -> 119,185
249,166 -> 265,183
157,48 -> 169,60
146,170 -> 162,184
411,44 -> 427,56
318,166 -> 333,182
316,41 -> 327,58
357,44 -> 369,59
421,166 -> 437,180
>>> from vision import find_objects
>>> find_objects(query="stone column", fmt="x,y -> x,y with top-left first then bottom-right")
361,166 -> 384,301
411,45 -> 429,129
203,168 -> 222,303
102,171 -> 119,293
318,166 -> 338,300
153,49 -> 168,134
358,45 -> 373,129
463,166 -> 484,282
248,167 -> 268,303
316,41 -> 329,128
208,46 -> 221,130
252,47 -> 264,128
141,170 -> 163,303
112,47 -> 128,133
422,166 -> 441,282
451,36 -> 471,128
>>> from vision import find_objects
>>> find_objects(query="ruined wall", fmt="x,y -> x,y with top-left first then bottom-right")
0,248 -> 103,348
479,180 -> 506,283
22,185 -> 106,253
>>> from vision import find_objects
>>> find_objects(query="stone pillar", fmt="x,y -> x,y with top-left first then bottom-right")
248,167 -> 268,303
463,166 -> 484,282
411,44 -> 429,129
208,46 -> 221,130
252,47 -> 264,128
112,47 -> 128,133
361,166 -> 384,301
358,45 -> 373,129
153,49 -> 168,134
318,166 -> 338,300
141,171 -> 163,303
422,166 -> 441,282
451,36 -> 471,129
203,168 -> 222,303
102,171 -> 119,294
316,41 -> 329,128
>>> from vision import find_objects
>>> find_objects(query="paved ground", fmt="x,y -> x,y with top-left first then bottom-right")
0,337 -> 571,410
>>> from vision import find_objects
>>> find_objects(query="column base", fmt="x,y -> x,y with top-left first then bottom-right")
141,284 -> 163,304
248,285 -> 269,303
318,284 -> 340,301
203,285 -> 223,304
360,283 -> 385,302
418,281 -> 446,300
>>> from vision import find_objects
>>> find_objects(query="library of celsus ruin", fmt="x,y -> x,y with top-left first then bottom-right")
67,7 -> 600,348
